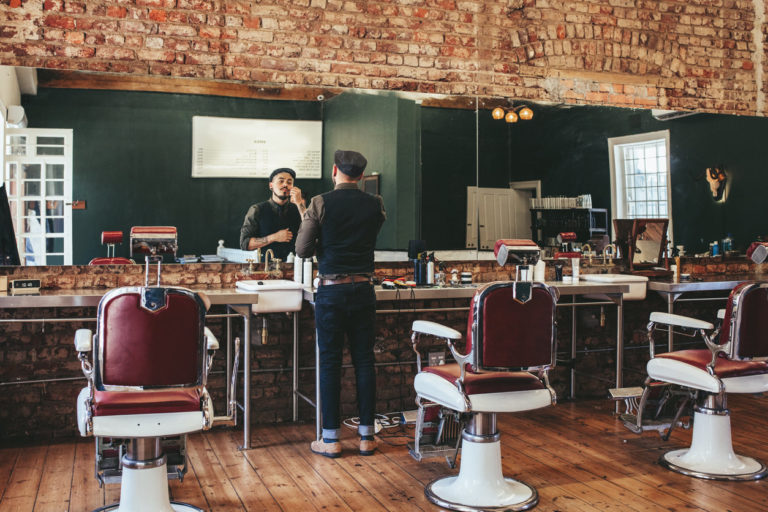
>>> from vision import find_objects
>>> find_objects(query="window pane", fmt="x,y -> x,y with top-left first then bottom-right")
36,146 -> 65,156
23,164 -> 41,179
46,255 -> 64,265
628,203 -> 636,216
7,163 -> 17,181
23,181 -> 40,196
648,202 -> 658,215
659,203 -> 668,215
644,145 -> 657,160
636,189 -> 647,201
46,218 -> 64,234
636,203 -> 647,216
46,200 -> 64,216
37,136 -> 64,145
24,200 -> 41,215
46,237 -> 64,252
634,175 -> 645,188
45,181 -> 64,196
659,173 -> 667,186
46,164 -> 64,179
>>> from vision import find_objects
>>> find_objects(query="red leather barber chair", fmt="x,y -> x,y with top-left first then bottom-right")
640,281 -> 768,480
74,283 -> 218,511
89,231 -> 134,265
410,281 -> 558,511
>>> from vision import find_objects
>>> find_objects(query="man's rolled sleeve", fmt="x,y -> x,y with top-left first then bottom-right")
295,196 -> 324,259
239,204 -> 260,250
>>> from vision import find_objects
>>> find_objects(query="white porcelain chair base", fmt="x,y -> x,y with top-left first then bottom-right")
659,411 -> 768,481
425,439 -> 538,511
94,463 -> 203,512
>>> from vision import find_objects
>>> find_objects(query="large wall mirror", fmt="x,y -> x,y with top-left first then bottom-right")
2,66 -> 768,267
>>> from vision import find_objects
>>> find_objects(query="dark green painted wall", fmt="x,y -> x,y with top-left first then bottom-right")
23,88 -> 324,264
322,91 -> 419,250
420,107 -> 477,250
25,87 -> 768,262
424,104 -> 768,253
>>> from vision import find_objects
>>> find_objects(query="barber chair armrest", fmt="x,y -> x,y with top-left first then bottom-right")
204,326 -> 219,351
75,329 -> 93,353
649,312 -> 714,331
411,320 -> 462,340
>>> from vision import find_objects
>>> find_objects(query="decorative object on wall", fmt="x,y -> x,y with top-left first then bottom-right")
705,166 -> 727,201
491,105 -> 534,123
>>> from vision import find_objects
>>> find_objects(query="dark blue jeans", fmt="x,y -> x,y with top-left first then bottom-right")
315,281 -> 376,439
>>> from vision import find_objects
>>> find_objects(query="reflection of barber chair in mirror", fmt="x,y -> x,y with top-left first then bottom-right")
409,278 -> 558,511
89,231 -> 135,265
625,282 -> 768,480
130,226 -> 178,261
613,218 -> 672,277
75,230 -> 217,511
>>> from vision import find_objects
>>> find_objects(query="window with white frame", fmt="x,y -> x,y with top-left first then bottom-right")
608,130 -> 672,241
3,129 -> 73,265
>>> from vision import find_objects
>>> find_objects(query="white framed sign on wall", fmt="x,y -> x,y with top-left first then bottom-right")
191,116 -> 323,179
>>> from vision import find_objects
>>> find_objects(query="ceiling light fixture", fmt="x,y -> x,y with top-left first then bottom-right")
491,105 -> 534,123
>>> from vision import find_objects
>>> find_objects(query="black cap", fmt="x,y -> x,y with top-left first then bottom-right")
269,167 -> 296,181
334,150 -> 367,177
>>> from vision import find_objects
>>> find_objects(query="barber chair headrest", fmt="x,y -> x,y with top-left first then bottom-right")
101,231 -> 123,245
747,242 -> 768,264
556,232 -> 578,244
130,226 -> 178,257
494,239 -> 541,267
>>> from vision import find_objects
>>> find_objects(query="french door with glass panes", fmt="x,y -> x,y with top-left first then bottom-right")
3,129 -> 73,265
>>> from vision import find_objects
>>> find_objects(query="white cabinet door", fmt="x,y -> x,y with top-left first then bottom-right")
468,187 -> 534,250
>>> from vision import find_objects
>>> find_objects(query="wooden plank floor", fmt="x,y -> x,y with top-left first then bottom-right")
2,395 -> 767,511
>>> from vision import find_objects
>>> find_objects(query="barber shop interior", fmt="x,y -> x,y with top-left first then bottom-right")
1,2 -> 768,511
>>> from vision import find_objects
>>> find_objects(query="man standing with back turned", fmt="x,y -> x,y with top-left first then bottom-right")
295,150 -> 386,458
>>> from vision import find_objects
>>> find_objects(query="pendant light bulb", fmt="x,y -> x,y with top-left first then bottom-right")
519,106 -> 534,120
491,107 -> 505,120
505,111 -> 519,123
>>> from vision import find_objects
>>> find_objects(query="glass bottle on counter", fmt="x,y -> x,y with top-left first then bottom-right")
723,233 -> 733,253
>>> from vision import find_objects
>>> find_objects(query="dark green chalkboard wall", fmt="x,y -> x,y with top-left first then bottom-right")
24,88 -> 325,264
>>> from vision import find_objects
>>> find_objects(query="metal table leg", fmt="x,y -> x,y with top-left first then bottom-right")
292,312 -> 299,422
570,295 -> 577,400
315,327 -> 321,441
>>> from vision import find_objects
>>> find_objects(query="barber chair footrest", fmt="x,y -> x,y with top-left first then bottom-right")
618,413 -> 686,435
408,442 -> 459,466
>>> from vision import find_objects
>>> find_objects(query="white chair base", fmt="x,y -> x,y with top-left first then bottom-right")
425,438 -> 538,511
659,410 -> 768,481
93,444 -> 203,512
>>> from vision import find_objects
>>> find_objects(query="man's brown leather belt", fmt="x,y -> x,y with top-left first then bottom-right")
319,275 -> 372,286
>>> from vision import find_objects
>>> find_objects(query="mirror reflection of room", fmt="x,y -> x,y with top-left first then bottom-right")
4,67 -> 768,266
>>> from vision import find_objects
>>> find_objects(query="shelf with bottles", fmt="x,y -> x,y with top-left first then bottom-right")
530,208 -> 608,244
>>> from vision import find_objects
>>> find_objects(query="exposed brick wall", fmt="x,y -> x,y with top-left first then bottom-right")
0,1 -> 766,115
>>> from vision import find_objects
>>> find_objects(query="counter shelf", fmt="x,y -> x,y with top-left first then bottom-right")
299,280 -> 629,440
